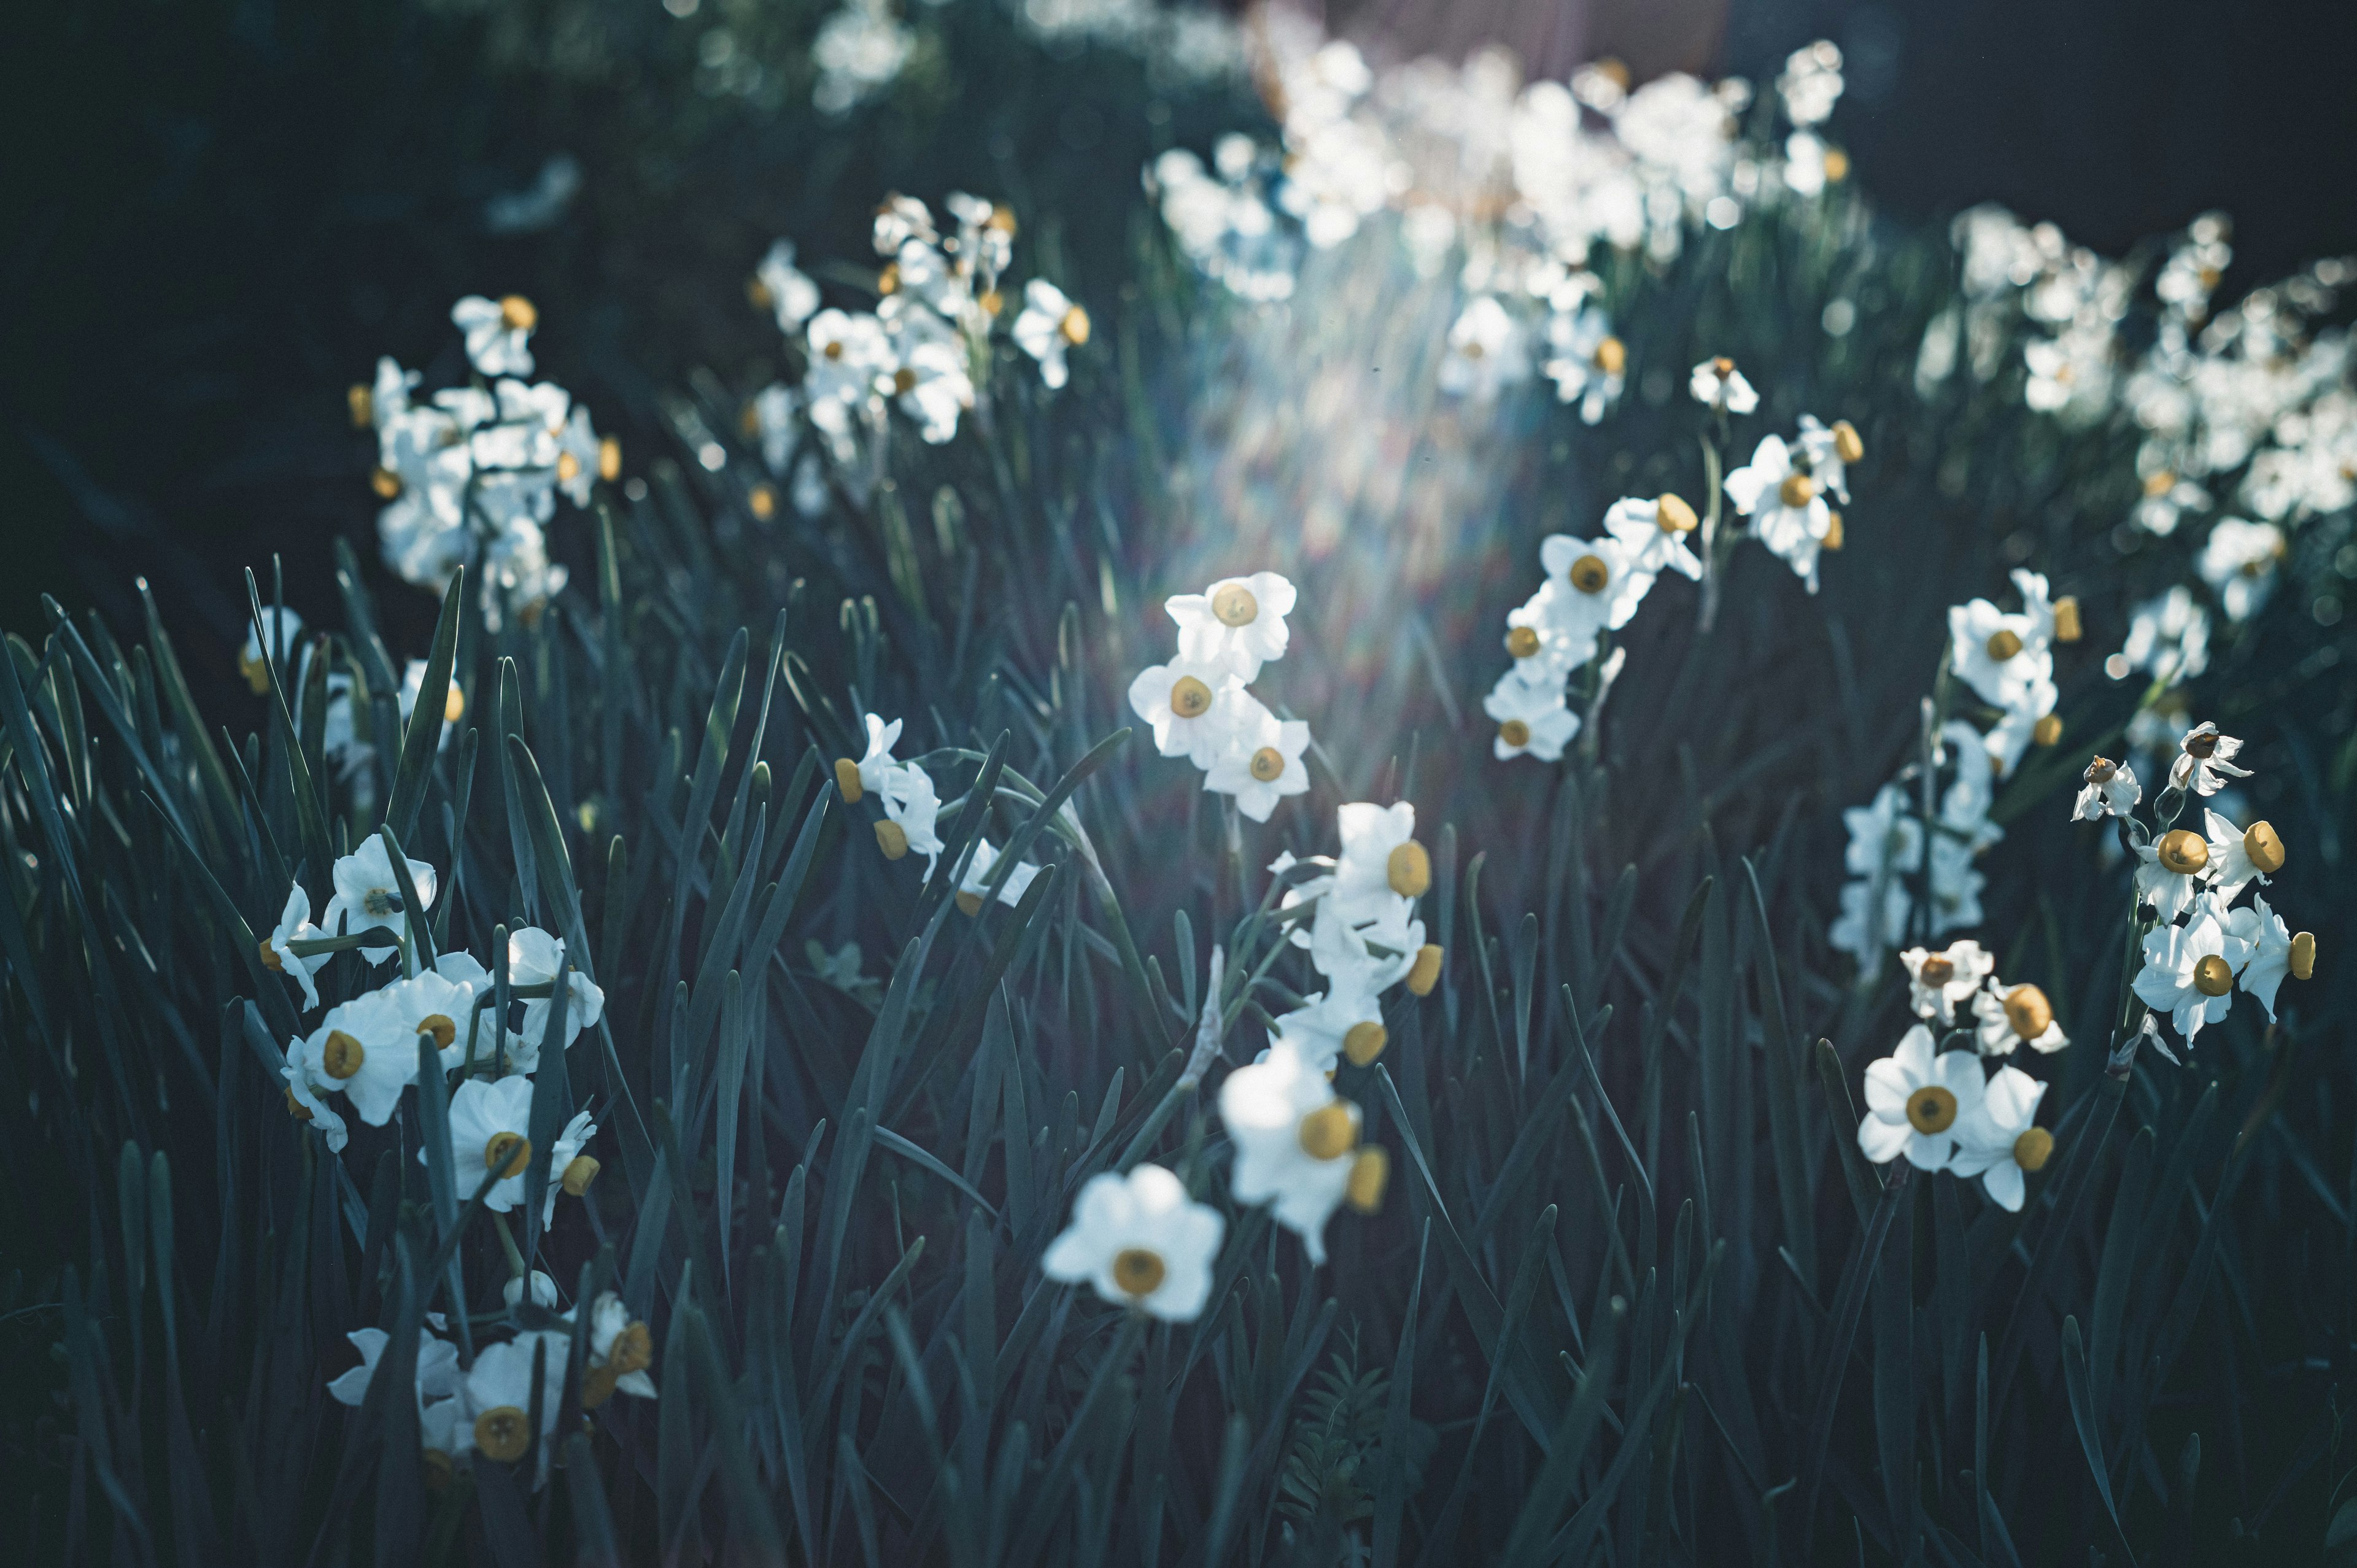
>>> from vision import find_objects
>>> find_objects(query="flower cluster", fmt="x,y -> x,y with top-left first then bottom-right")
1483,496 -> 1695,763
1855,1023 -> 2053,1211
360,297 -> 614,630
1719,410 -> 1862,593
744,192 -> 1086,517
1128,572 -> 1310,821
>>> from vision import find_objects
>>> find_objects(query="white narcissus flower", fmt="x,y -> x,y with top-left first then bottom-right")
1266,985 -> 1388,1074
1202,711 -> 1312,822
553,405 -> 606,507
544,1109 -> 600,1224
1948,595 -> 2053,710
1689,357 -> 1759,414
1794,414 -> 1863,503
326,1327 -> 463,1410
322,840 -> 438,962
239,607 -> 304,694
1012,279 -> 1091,390
2226,894 -> 2296,1019
1436,296 -> 1531,402
502,1271 -> 559,1310
849,713 -> 908,801
2072,757 -> 2140,821
1724,434 -> 1834,592
2132,827 -> 2213,922
1128,657 -> 1247,767
1307,894 -> 1422,997
754,239 -> 822,334
455,1330 -> 570,1477
2202,808 -> 2284,902
1483,674 -> 1580,762
1220,1043 -> 1376,1264
1042,1164 -> 1225,1321
505,928 -> 606,1056
1898,940 -> 1995,1024
368,968 -> 482,1075
1857,1024 -> 1986,1169
581,1292 -> 657,1406
263,883 -> 331,1010
2132,896 -> 2251,1044
1981,677 -> 2057,781
879,763 -> 946,876
1602,495 -> 1704,581
452,295 -> 538,377
1949,1064 -> 2051,1212
292,987 -> 420,1128
1540,306 -> 1625,424
427,1075 -> 539,1213
805,309 -> 894,408
398,658 -> 465,737
2170,722 -> 2251,797
282,1062 -> 349,1151
2196,517 -> 2285,622
884,334 -> 974,444
1970,981 -> 2069,1056
956,839 -> 1042,913
1166,571 -> 1296,682
1539,533 -> 1654,631
1504,580 -> 1598,682
1329,801 -> 1429,920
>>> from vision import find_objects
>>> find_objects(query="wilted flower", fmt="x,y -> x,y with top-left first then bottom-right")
1689,357 -> 1759,414
1971,981 -> 2069,1056
1949,1064 -> 2050,1211
1012,279 -> 1091,390
1166,571 -> 1296,682
2170,722 -> 2251,796
1857,1024 -> 1985,1168
1042,1164 -> 1225,1321
1220,1041 -> 1374,1264
2132,895 -> 2251,1043
452,295 -> 536,377
1898,940 -> 1995,1024
322,839 -> 437,961
2072,757 -> 2140,821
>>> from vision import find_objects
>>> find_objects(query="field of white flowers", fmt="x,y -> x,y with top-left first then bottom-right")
5,3 -> 2355,1564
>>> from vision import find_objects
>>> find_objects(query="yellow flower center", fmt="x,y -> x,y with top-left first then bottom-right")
1918,956 -> 1955,986
1569,554 -> 1611,594
484,1132 -> 532,1178
1169,676 -> 1214,719
875,819 -> 910,860
978,289 -> 1003,318
956,891 -> 985,918
1506,625 -> 1541,659
2183,729 -> 2218,759
580,1364 -> 621,1411
1822,511 -> 1845,551
259,939 -> 284,973
1387,841 -> 1431,898
1498,718 -> 1531,748
1461,339 -> 1486,360
2192,955 -> 2234,997
2291,932 -> 2316,981
2012,1127 -> 2053,1172
2085,757 -> 2116,783
1212,584 -> 1259,627
322,1030 -> 366,1081
1712,356 -> 1735,377
561,1155 -> 602,1196
2002,984 -> 2054,1041
362,887 -> 400,918
284,1086 -> 312,1121
878,263 -> 900,295
498,295 -> 537,331
608,1321 -> 653,1376
1112,1248 -> 1166,1297
1831,420 -> 1864,463
1822,147 -> 1851,182
2032,714 -> 2063,747
749,484 -> 776,520
1778,474 -> 1816,508
1984,628 -> 2024,662
2053,596 -> 2082,642
1061,306 -> 1092,346
348,384 -> 374,428
823,339 -> 845,361
423,1448 -> 454,1491
834,758 -> 865,803
556,450 -> 581,484
1344,1021 -> 1388,1067
2156,829 -> 2208,876
1298,1103 -> 1358,1161
1346,1146 -> 1389,1213
2243,821 -> 2285,874
416,1014 -> 457,1050
1249,746 -> 1285,782
371,466 -> 403,500
474,1406 -> 532,1464
1406,944 -> 1444,997
892,368 -> 918,396
1906,1086 -> 1958,1135
746,276 -> 774,312
444,684 -> 466,724
1655,493 -> 1697,533
1592,336 -> 1626,376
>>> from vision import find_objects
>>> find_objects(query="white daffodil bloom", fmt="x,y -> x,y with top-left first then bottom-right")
326,1327 -> 463,1410
366,968 -> 481,1075
455,1330 -> 570,1477
239,607 -> 304,693
2196,517 -> 2285,621
1724,435 -> 1835,591
2132,829 -> 2213,923
1267,985 -> 1388,1074
502,1271 -> 559,1310
428,952 -> 533,1073
452,295 -> 537,377
554,406 -> 606,506
1898,940 -> 1994,1024
1794,414 -> 1862,503
1437,296 -> 1531,402
2132,895 -> 2251,1043
2169,722 -> 2251,797
1042,1164 -> 1225,1321
398,658 -> 465,738
1013,279 -> 1091,390
2202,807 -> 2284,902
1602,495 -> 1704,580
1981,676 -> 2057,780
1307,894 -> 1422,997
1970,981 -> 2069,1056
956,839 -> 1042,913
1329,801 -> 1429,921
1948,595 -> 2053,710
1203,711 -> 1312,822
1924,835 -> 1987,938
1949,1064 -> 2050,1212
879,763 -> 946,876
290,988 -> 419,1127
1540,306 -> 1625,423
428,1075 -> 539,1213
2072,757 -> 2140,821
1689,357 -> 1759,414
322,840 -> 438,962
805,309 -> 894,409
1167,571 -> 1296,682
1220,1041 -> 1366,1264
581,1292 -> 657,1405
2226,894 -> 2296,1019
1504,580 -> 1598,682
1857,1024 -> 1985,1169
505,927 -> 606,1055
1483,674 -> 1580,762
1540,532 -> 1656,630
263,883 -> 331,1010
1128,657 -> 1247,767
884,334 -> 974,444
849,713 -> 912,802
544,1109 -> 600,1225
281,1063 -> 349,1151
754,239 -> 822,333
